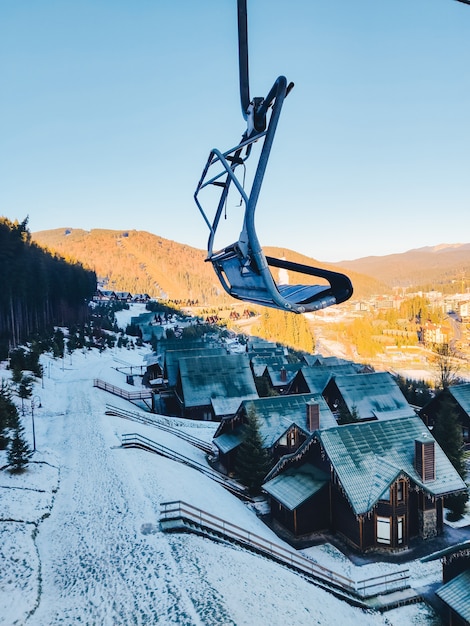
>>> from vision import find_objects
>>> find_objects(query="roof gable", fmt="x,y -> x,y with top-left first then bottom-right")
264,464 -> 329,510
449,383 -> 470,414
331,371 -> 411,420
293,368 -> 332,394
317,416 -> 467,515
436,570 -> 470,623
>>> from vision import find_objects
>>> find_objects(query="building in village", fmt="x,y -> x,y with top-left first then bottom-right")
213,395 -> 335,475
174,353 -> 258,420
263,416 -> 467,552
322,371 -> 414,422
286,364 -> 360,396
422,540 -> 470,626
419,383 -> 470,447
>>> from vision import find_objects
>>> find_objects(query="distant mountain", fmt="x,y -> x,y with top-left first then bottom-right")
32,228 -> 385,303
332,243 -> 470,291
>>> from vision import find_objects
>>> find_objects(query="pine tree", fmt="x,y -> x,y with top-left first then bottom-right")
432,394 -> 467,520
0,379 -> 19,449
17,374 -> 33,415
7,423 -> 32,473
235,404 -> 271,495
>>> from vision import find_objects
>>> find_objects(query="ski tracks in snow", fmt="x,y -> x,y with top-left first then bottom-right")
27,363 -> 208,625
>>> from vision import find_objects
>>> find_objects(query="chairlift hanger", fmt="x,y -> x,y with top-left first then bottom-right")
194,0 -> 353,314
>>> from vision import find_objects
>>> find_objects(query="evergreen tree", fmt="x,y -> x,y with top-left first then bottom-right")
17,374 -> 33,415
337,401 -> 359,425
432,394 -> 467,519
7,423 -> 33,472
235,404 -> 271,495
0,379 -> 19,449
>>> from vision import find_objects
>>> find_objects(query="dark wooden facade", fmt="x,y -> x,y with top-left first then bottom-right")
419,386 -> 470,447
265,435 -> 448,552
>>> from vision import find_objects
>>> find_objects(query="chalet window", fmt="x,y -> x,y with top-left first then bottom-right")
288,431 -> 296,447
396,480 -> 405,503
397,516 -> 405,545
279,434 -> 287,446
377,516 -> 391,544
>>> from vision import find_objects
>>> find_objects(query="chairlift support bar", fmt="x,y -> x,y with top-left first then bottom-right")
194,0 -> 353,313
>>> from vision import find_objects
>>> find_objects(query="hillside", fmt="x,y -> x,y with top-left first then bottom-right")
0,309 -> 443,625
32,228 -> 385,303
0,218 -> 95,358
333,243 -> 470,291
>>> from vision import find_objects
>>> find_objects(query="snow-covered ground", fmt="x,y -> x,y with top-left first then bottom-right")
0,306 -> 455,625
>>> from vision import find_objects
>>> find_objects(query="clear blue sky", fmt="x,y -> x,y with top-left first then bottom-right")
1,0 -> 469,262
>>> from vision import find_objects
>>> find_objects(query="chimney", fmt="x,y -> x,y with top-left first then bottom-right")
280,367 -> 287,382
306,401 -> 320,431
415,436 -> 435,482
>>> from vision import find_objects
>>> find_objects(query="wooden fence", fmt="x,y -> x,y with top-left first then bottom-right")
93,379 -> 153,401
160,500 -> 411,601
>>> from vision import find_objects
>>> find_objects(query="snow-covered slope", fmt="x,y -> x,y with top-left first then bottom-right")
0,311 -> 442,625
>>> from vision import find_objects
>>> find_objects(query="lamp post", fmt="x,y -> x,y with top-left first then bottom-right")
31,395 -> 41,452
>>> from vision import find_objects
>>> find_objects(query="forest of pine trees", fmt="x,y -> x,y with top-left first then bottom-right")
0,217 -> 96,358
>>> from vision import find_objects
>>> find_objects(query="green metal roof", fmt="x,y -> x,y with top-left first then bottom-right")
295,368 -> 333,394
436,570 -> 470,622
165,347 -> 226,387
240,395 -> 337,443
179,353 -> 258,411
251,355 -> 289,377
449,383 -> 470,414
421,540 -> 470,562
266,363 -> 303,387
317,416 -> 467,515
263,464 -> 329,510
213,427 -> 245,454
331,371 -> 412,420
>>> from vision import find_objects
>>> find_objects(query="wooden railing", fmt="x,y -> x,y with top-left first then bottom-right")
160,500 -> 411,600
93,379 -> 153,400
122,433 -> 248,499
106,404 -> 212,453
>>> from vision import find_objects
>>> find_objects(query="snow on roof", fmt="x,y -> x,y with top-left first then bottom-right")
317,417 -> 467,515
436,570 -> 470,622
0,341 -> 453,625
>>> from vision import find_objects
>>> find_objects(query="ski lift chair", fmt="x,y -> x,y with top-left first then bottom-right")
194,0 -> 353,313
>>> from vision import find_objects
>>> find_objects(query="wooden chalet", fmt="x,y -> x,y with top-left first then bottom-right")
322,371 -> 414,422
286,363 -> 360,397
419,383 -> 470,447
423,541 -> 470,626
94,289 -> 117,301
437,570 -> 470,626
250,355 -> 289,378
174,353 -> 258,421
114,291 -> 133,302
257,362 -> 304,396
246,338 -> 286,358
213,394 -> 336,475
164,347 -> 227,388
301,354 -> 362,369
286,366 -> 335,395
263,416 -> 467,552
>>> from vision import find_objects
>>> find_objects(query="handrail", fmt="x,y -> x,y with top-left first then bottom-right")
93,379 -> 152,400
122,434 -> 249,499
106,404 -> 212,453
160,500 -> 410,599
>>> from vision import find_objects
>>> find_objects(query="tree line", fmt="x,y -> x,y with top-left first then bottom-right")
0,217 -> 96,358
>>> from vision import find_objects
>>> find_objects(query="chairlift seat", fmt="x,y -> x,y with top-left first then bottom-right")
209,242 -> 352,313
